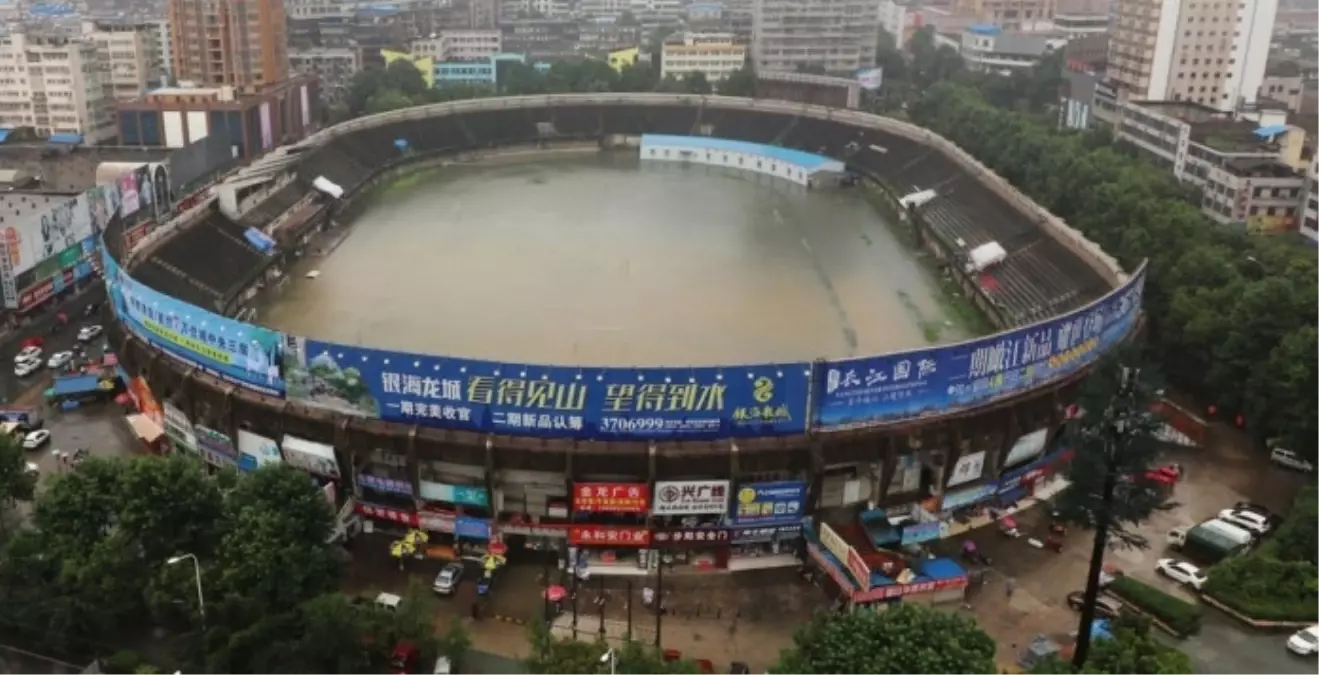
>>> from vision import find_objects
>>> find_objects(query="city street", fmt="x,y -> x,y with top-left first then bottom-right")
0,286 -> 108,405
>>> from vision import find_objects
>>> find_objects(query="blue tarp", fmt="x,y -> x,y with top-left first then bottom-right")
51,375 -> 103,397
0,129 -> 10,143
47,133 -> 83,145
1253,124 -> 1288,138
243,227 -> 276,254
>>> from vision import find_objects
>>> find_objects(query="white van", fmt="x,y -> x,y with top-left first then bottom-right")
1270,446 -> 1315,473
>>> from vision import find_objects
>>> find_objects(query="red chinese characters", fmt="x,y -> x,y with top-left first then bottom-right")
572,482 -> 649,513
568,525 -> 651,547
355,503 -> 419,527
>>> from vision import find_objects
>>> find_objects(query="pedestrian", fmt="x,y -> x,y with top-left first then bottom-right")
1005,577 -> 1017,598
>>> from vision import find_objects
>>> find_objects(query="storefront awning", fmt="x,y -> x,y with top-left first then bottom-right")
125,414 -> 164,443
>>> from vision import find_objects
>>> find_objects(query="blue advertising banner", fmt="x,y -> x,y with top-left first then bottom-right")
732,481 -> 807,524
455,516 -> 492,540
419,480 -> 489,508
102,249 -> 286,396
899,521 -> 944,546
281,337 -> 811,439
814,265 -> 1147,430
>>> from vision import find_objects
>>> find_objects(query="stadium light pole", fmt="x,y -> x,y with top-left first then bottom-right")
167,553 -> 206,630
1072,367 -> 1138,669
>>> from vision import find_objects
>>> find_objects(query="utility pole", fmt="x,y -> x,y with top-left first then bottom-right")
1072,366 -> 1138,669
654,556 -> 664,648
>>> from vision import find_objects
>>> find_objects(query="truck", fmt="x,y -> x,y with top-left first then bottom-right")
1166,519 -> 1254,564
0,407 -> 43,431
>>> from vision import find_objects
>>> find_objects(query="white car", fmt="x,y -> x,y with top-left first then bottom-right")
1156,558 -> 1208,590
13,358 -> 41,378
46,351 -> 73,370
22,429 -> 51,450
24,462 -> 38,477
76,324 -> 103,342
1287,626 -> 1319,656
14,345 -> 41,363
1271,447 -> 1315,473
1218,508 -> 1271,536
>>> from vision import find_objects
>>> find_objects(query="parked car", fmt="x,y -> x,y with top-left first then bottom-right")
24,462 -> 38,477
1270,446 -> 1315,473
1217,508 -> 1272,536
432,562 -> 464,595
1232,501 -> 1281,526
77,324 -> 103,342
22,429 -> 51,450
14,345 -> 42,364
1065,591 -> 1125,620
1286,626 -> 1319,656
1156,558 -> 1208,590
45,351 -> 73,370
14,357 -> 41,378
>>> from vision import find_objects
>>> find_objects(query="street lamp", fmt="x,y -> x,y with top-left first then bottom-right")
600,648 -> 616,675
167,553 -> 206,629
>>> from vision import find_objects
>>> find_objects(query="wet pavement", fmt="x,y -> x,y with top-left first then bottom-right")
0,286 -> 107,405
25,407 -> 143,490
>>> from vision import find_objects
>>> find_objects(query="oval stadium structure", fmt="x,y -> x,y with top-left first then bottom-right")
104,94 -> 1145,518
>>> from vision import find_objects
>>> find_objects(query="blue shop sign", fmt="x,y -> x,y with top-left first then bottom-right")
455,516 -> 491,540
899,521 -> 945,546
359,473 -> 413,496
732,480 -> 806,524
940,482 -> 999,511
419,480 -> 489,508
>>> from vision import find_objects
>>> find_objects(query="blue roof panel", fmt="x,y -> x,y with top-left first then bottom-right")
642,134 -> 842,171
51,375 -> 103,396
47,133 -> 83,144
0,129 -> 9,143
1253,124 -> 1288,138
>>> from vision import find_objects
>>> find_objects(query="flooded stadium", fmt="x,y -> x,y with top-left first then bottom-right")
258,150 -> 975,367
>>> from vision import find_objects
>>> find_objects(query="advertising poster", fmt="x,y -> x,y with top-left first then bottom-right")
282,336 -> 809,440
280,434 -> 341,479
162,401 -> 198,454
136,165 -> 155,216
888,453 -> 922,495
104,252 -> 285,396
1004,427 -> 1050,468
195,424 -> 240,468
814,265 -> 1147,430
236,429 -> 282,472
732,481 -> 805,524
651,480 -> 730,516
573,483 -> 648,513
150,164 -> 172,219
118,170 -> 140,217
946,450 -> 986,488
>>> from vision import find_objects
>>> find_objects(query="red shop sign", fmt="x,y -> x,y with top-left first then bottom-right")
573,482 -> 649,513
355,502 -> 419,527
651,528 -> 729,549
18,268 -> 75,312
569,525 -> 650,548
853,575 -> 969,604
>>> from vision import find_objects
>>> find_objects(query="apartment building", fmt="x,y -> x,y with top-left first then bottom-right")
500,19 -> 579,58
1052,0 -> 1111,36
150,20 -> 175,84
660,32 -> 745,80
751,0 -> 881,74
1093,96 -> 1308,232
81,20 -> 167,101
954,0 -> 1057,31
0,33 -> 115,143
169,0 -> 289,91
958,24 -> 1066,73
1259,67 -> 1304,112
411,30 -> 502,61
1107,0 -> 1278,111
289,47 -> 361,101
1301,155 -> 1317,242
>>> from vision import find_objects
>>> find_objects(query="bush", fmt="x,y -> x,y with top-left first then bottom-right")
1107,576 -> 1203,636
105,650 -> 143,674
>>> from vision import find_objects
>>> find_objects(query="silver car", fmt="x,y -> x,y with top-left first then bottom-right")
432,562 -> 464,595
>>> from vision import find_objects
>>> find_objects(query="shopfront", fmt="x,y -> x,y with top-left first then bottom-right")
499,469 -> 569,520
998,447 -> 1075,506
416,479 -> 493,560
652,527 -> 730,571
281,434 -> 342,486
939,482 -> 1000,515
194,424 -> 240,472
570,482 -> 650,575
727,480 -> 806,570
355,502 -> 419,537
807,543 -> 969,609
498,520 -> 569,562
356,448 -> 414,510
418,459 -> 490,519
235,429 -> 283,472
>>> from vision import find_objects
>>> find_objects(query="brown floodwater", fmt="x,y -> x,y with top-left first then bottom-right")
257,151 -> 967,367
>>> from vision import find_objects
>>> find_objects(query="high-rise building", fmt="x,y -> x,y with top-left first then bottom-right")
168,0 -> 289,91
0,33 -> 116,143
82,20 -> 168,100
751,0 -> 880,74
1107,0 -> 1277,111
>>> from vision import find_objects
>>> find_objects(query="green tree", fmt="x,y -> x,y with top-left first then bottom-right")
1029,616 -> 1193,674
683,71 -> 713,95
0,432 -> 36,523
719,64 -> 756,97
524,624 -> 700,674
437,618 -> 472,670
616,62 -> 659,92
365,89 -> 416,115
654,74 -> 687,93
772,604 -> 996,673
501,61 -> 549,95
381,60 -> 430,98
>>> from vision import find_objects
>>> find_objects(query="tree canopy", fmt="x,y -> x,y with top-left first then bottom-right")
772,604 -> 997,674
1029,616 -> 1193,674
524,623 -> 701,674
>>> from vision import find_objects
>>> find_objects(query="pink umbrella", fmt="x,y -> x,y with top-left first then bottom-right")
543,585 -> 567,602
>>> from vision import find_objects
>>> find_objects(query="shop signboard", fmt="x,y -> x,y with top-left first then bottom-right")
418,480 -> 489,508
499,523 -> 569,538
818,523 -> 852,566
162,401 -> 198,454
568,525 -> 650,547
814,265 -> 1147,429
651,479 -> 730,516
235,429 -> 283,472
455,516 -> 491,540
358,473 -> 412,496
899,521 -> 945,546
418,512 -> 455,533
279,434 -> 341,479
852,576 -> 969,604
729,523 -> 803,544
356,503 -> 419,527
103,250 -> 285,396
195,425 -> 239,468
846,548 -> 873,592
808,543 -> 856,592
572,482 -> 649,513
940,482 -> 999,512
1003,427 -> 1049,469
651,528 -> 730,548
946,450 -> 986,488
281,336 -> 810,440
732,480 -> 806,524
